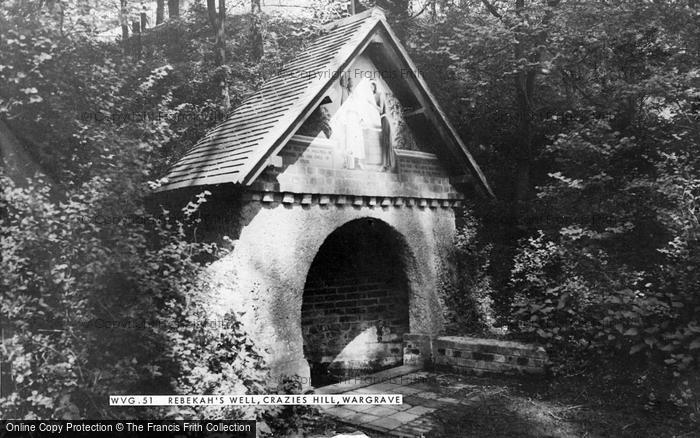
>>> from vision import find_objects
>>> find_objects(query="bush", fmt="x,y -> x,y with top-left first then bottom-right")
0,1 -> 323,424
507,117 -> 699,420
441,210 -> 498,336
0,172 -> 269,419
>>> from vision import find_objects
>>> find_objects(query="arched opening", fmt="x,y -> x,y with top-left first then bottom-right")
302,218 -> 410,387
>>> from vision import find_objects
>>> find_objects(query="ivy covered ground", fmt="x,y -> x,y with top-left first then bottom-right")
429,373 -> 695,438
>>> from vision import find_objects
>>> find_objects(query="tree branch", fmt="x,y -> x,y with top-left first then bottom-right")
481,0 -> 502,20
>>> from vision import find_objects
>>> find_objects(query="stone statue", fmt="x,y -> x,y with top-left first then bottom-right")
370,81 -> 395,171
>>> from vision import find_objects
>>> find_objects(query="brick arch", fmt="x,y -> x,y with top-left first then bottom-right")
300,217 -> 417,386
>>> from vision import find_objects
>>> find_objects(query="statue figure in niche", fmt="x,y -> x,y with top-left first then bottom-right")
339,72 -> 352,105
332,75 -> 396,171
344,88 -> 366,169
370,80 -> 395,171
297,73 -> 427,170
337,75 -> 368,169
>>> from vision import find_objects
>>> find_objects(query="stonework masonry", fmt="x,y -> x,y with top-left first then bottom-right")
174,95 -> 480,386
191,130 -> 469,385
205,196 -> 459,384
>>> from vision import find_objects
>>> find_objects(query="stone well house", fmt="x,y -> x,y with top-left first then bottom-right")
158,8 -> 493,386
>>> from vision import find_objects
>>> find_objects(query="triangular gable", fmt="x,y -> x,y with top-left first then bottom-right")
159,8 -> 493,197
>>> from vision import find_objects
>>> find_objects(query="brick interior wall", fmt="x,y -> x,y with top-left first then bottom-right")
302,219 -> 409,385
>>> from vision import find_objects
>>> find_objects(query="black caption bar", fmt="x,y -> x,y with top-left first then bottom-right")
0,420 -> 255,437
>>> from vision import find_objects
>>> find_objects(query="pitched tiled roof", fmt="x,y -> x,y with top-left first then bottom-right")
159,8 -> 493,196
159,10 -> 383,191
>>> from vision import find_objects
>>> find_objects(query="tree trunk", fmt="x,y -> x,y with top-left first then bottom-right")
132,19 -> 142,58
251,0 -> 263,60
511,0 -> 533,214
379,0 -> 409,38
120,0 -> 129,47
207,0 -> 231,111
216,0 -> 225,66
168,0 -> 179,19
207,0 -> 217,28
156,0 -> 164,24
217,0 -> 230,111
510,0 -> 559,212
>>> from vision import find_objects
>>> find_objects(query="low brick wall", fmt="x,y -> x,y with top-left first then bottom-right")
403,334 -> 547,376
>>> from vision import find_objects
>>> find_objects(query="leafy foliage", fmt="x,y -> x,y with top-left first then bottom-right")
408,0 -> 699,419
0,167 -> 274,419
0,0 -> 323,425
441,210 -> 498,336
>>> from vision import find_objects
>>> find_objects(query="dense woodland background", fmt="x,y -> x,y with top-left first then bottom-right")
1,0 -> 698,432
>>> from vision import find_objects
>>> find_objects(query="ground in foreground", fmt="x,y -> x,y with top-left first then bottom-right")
305,371 -> 696,437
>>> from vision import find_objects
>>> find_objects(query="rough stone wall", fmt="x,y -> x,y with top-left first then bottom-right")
206,197 -> 458,384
